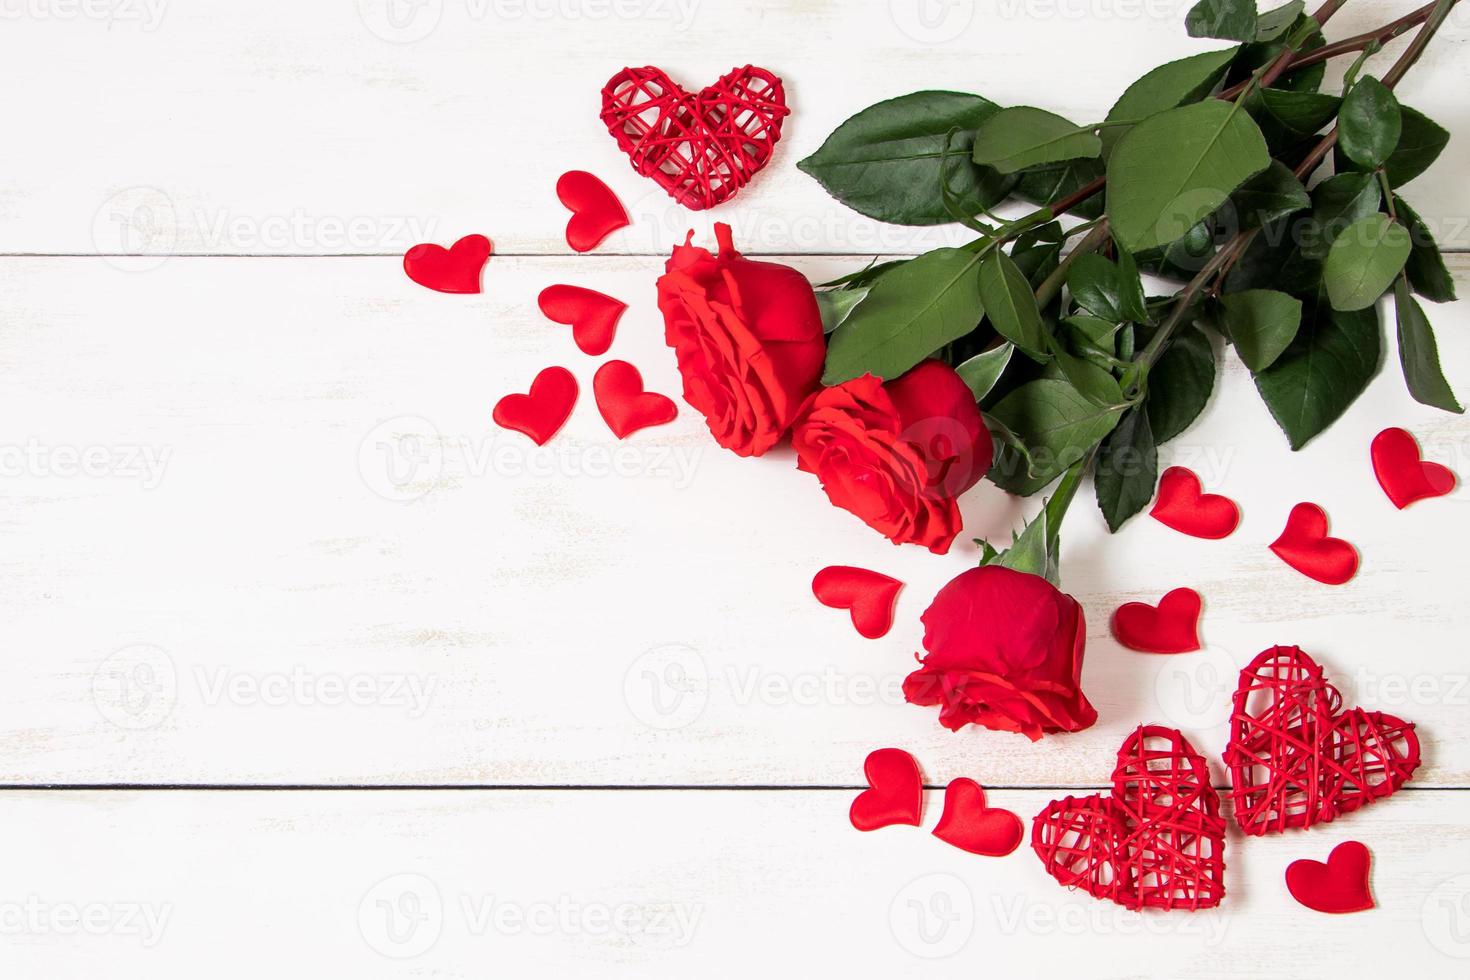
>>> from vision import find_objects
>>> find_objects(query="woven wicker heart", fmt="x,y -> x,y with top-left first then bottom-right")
1032,726 -> 1225,911
599,65 -> 789,211
1225,646 -> 1420,836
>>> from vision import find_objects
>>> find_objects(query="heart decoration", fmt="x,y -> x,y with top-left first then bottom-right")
492,366 -> 578,446
538,284 -> 627,356
1286,841 -> 1375,914
932,778 -> 1023,857
1225,646 -> 1420,836
811,566 -> 903,639
849,748 -> 922,832
1032,726 -> 1226,910
600,65 -> 790,211
1268,502 -> 1358,585
1110,587 -> 1202,654
1371,426 -> 1456,509
593,360 -> 677,439
557,171 -> 629,253
402,234 -> 491,293
1149,466 -> 1240,539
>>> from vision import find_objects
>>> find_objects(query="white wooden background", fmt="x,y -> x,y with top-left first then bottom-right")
2,1 -> 1469,975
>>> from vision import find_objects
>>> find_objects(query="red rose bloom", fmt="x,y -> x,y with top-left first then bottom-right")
903,565 -> 1097,740
790,360 -> 992,554
656,224 -> 825,457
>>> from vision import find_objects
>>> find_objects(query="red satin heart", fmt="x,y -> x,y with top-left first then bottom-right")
402,234 -> 491,293
538,285 -> 627,357
1226,646 -> 1420,836
593,360 -> 677,439
1149,466 -> 1240,539
1269,502 -> 1358,585
1371,426 -> 1456,509
849,748 -> 922,832
556,171 -> 628,253
492,367 -> 577,446
1110,587 -> 1202,654
932,778 -> 1023,857
811,566 -> 903,640
1032,726 -> 1226,910
1286,841 -> 1375,914
600,65 -> 789,211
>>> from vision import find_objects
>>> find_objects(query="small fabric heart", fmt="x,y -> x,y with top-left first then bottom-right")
557,171 -> 628,253
492,366 -> 577,446
932,778 -> 1023,857
1149,466 -> 1240,539
1269,502 -> 1358,585
593,360 -> 677,439
1110,587 -> 1202,654
1286,841 -> 1375,914
1226,646 -> 1420,835
811,566 -> 903,640
403,234 -> 491,293
538,284 -> 627,356
849,748 -> 922,832
1371,426 -> 1456,509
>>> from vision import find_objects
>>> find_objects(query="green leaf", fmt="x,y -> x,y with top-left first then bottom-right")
1186,0 -> 1258,41
1107,100 -> 1270,252
1300,171 -> 1381,261
822,248 -> 984,384
1137,218 -> 1219,282
1101,46 -> 1238,158
978,249 -> 1049,359
971,107 -> 1100,175
797,91 -> 1013,225
1230,19 -> 1327,94
1095,408 -> 1158,532
1382,107 -> 1450,187
1067,253 -> 1146,323
1395,196 -> 1456,303
815,287 -> 869,334
1338,76 -> 1401,170
956,343 -> 1014,400
982,508 -> 1060,585
1145,322 -> 1216,443
1255,0 -> 1304,40
1254,298 -> 1381,449
1227,160 -> 1310,231
1394,277 -> 1463,413
1220,288 -> 1302,371
1244,88 -> 1340,150
1046,334 -> 1126,407
1324,214 -> 1411,312
987,379 -> 1124,495
1015,158 -> 1105,220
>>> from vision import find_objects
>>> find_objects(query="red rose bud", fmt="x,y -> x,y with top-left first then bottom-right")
656,224 -> 826,457
903,565 -> 1097,740
790,360 -> 992,554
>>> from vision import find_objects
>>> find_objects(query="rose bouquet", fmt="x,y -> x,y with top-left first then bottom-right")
656,0 -> 1461,738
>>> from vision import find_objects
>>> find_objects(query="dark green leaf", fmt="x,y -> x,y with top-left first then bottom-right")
1015,158 -> 1105,220
971,107 -> 1100,174
1067,252 -> 1147,323
1186,0 -> 1258,41
1383,107 -> 1450,187
1145,322 -> 1216,443
956,343 -> 1014,400
818,258 -> 906,290
798,91 -> 1013,225
1224,214 -> 1319,296
1220,288 -> 1302,370
1226,160 -> 1310,231
1324,214 -> 1411,312
1245,87 -> 1340,151
1095,408 -> 1158,532
1395,196 -> 1456,303
1338,76 -> 1401,170
1046,334 -> 1126,407
1254,298 -> 1381,449
1107,100 -> 1270,252
815,287 -> 869,334
979,249 -> 1049,359
1255,0 -> 1304,40
1300,171 -> 1381,261
1101,47 -> 1238,158
823,248 -> 984,384
987,379 -> 1124,495
1137,218 -> 1220,282
1394,277 -> 1463,413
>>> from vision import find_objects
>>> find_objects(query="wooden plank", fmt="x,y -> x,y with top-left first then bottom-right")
0,787 -> 1467,975
1,1 -> 1465,256
0,253 -> 1465,786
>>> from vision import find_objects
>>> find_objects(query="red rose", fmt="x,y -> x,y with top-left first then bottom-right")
789,360 -> 992,554
656,224 -> 825,457
903,565 -> 1097,740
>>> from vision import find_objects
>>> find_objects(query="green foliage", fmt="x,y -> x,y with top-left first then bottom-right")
1338,76 -> 1401,169
1102,47 -> 1239,157
1186,0 -> 1259,42
1220,289 -> 1302,371
1394,277 -> 1463,414
1323,214 -> 1411,312
978,250 -> 1049,359
971,107 -> 1100,174
1254,299 -> 1381,449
